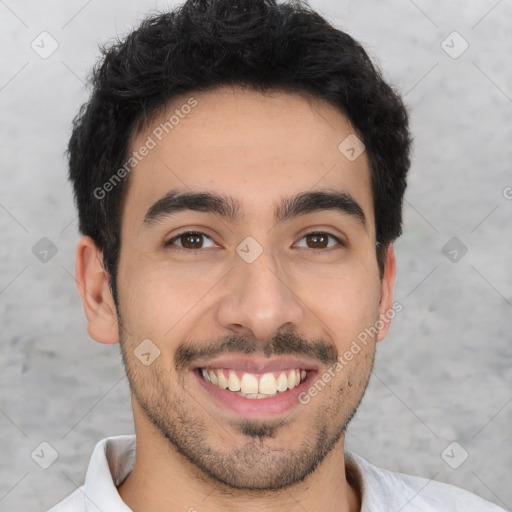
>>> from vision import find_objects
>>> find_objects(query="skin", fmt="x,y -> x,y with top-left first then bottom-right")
76,85 -> 396,512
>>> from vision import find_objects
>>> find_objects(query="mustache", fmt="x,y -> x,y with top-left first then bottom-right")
174,330 -> 339,371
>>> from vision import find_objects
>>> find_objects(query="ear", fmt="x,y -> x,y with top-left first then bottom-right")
376,243 -> 397,343
75,236 -> 120,344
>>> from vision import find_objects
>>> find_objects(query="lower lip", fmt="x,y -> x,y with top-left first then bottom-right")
193,369 -> 317,417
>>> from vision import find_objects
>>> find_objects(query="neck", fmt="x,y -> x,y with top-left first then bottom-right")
118,426 -> 361,512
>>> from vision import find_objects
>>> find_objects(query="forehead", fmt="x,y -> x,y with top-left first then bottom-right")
122,86 -> 374,230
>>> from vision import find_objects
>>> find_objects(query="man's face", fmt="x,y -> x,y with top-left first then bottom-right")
113,86 -> 394,490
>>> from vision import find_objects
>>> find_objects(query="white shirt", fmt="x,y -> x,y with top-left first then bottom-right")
48,435 -> 505,511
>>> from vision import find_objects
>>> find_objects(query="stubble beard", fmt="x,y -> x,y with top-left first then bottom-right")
118,320 -> 375,491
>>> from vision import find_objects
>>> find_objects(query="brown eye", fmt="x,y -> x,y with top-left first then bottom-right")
306,233 -> 328,249
295,232 -> 343,251
166,232 -> 215,250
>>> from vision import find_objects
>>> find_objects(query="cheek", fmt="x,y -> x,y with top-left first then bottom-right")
323,295 -> 379,346
303,266 -> 381,341
117,261 -> 212,342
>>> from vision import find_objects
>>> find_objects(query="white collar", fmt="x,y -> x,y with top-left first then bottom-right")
83,435 -> 135,511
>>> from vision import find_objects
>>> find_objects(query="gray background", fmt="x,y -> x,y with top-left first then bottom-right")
0,0 -> 511,510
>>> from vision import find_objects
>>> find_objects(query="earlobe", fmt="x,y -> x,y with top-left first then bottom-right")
75,236 -> 120,344
376,243 -> 397,343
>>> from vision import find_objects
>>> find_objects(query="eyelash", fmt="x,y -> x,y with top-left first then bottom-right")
164,231 -> 344,253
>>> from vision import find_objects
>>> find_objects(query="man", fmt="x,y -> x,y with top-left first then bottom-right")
49,0 -> 505,510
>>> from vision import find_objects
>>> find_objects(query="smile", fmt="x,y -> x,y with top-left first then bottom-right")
200,368 -> 308,399
192,356 -> 318,416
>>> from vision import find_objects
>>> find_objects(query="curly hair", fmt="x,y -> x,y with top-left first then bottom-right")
67,0 -> 411,302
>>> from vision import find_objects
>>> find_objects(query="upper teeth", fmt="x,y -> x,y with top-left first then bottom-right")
201,368 -> 307,395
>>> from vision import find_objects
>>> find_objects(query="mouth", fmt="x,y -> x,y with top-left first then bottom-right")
192,358 -> 318,417
199,367 -> 308,398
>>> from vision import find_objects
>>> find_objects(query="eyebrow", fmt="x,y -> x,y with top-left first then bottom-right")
143,188 -> 366,229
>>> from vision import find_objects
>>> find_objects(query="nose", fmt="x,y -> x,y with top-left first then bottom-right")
216,246 -> 305,342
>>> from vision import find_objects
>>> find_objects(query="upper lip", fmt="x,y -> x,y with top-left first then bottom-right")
192,356 -> 319,374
